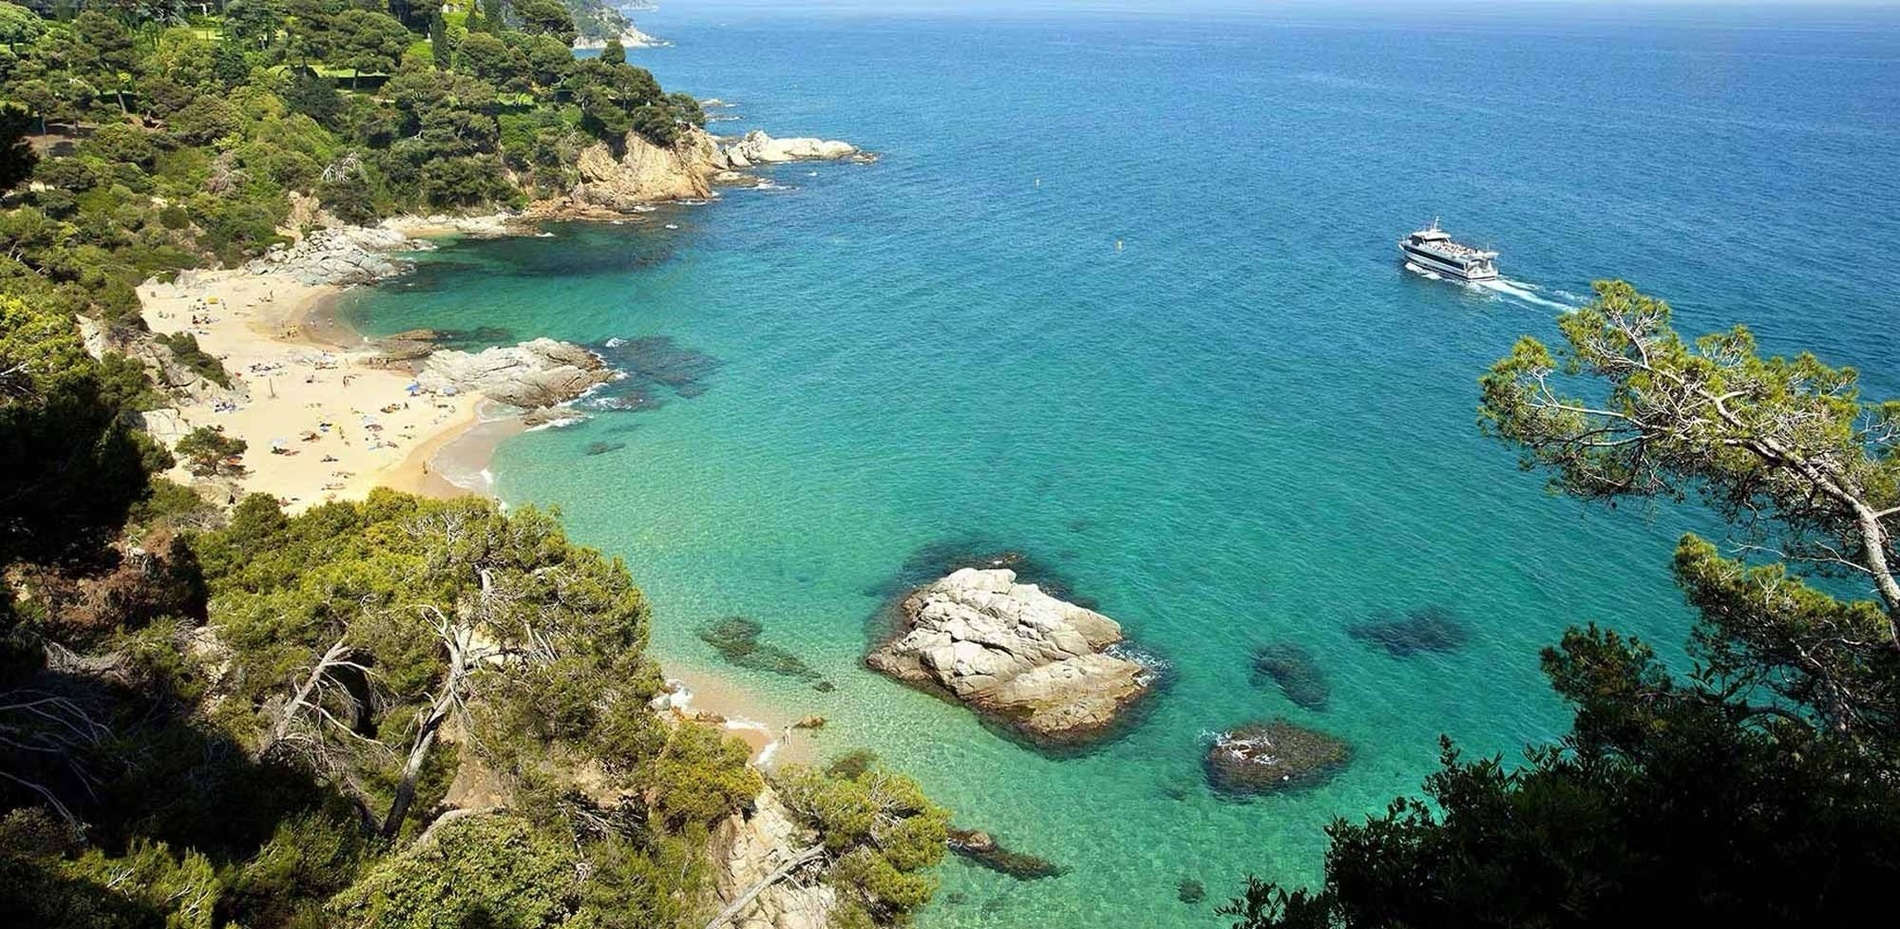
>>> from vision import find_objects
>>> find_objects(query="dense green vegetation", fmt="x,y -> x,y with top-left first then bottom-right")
1223,281 -> 1900,927
0,0 -> 702,330
0,6 -> 951,927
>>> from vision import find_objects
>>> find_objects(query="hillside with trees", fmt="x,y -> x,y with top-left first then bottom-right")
0,0 -> 701,329
0,4 -> 947,928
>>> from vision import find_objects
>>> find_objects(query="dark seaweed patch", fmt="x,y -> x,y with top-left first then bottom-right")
1250,641 -> 1331,711
1348,606 -> 1470,658
581,335 -> 721,412
697,617 -> 831,690
947,828 -> 1068,881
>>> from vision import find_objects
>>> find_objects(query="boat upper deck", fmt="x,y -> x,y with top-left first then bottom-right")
1405,233 -> 1497,261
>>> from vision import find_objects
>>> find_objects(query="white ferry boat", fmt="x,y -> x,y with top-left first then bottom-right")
1399,219 -> 1498,281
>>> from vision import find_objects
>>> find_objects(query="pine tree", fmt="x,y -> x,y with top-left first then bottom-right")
429,12 -> 449,70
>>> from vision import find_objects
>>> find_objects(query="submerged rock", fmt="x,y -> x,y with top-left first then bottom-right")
417,337 -> 615,409
698,617 -> 832,690
946,828 -> 1066,881
578,335 -> 720,411
1250,641 -> 1331,711
1348,606 -> 1470,658
582,440 -> 626,457
865,568 -> 1152,745
1177,878 -> 1206,904
1204,720 -> 1352,796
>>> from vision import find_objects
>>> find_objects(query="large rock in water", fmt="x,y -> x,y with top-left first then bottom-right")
722,130 -> 859,166
866,568 -> 1151,745
570,127 -> 732,208
418,338 -> 615,409
1203,720 -> 1352,796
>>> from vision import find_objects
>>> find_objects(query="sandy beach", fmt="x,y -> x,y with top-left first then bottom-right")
140,271 -> 484,512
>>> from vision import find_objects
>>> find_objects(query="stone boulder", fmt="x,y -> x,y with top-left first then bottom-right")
417,338 -> 615,409
569,127 -> 732,209
1203,720 -> 1352,796
866,568 -> 1151,745
722,130 -> 859,167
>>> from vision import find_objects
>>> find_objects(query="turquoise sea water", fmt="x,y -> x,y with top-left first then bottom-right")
341,4 -> 1900,925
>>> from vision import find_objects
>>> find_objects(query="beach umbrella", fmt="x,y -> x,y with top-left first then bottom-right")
270,438 -> 289,450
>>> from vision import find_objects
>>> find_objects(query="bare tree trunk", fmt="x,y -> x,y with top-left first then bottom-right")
381,625 -> 468,839
255,635 -> 352,761
702,845 -> 826,929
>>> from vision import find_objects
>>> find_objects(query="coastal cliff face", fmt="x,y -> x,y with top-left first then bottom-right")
571,127 -> 732,208
867,568 -> 1153,744
708,787 -> 836,929
566,128 -> 866,211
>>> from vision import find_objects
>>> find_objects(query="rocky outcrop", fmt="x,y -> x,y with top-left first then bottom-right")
722,130 -> 859,167
1203,720 -> 1352,796
417,338 -> 616,409
562,126 -> 868,211
866,568 -> 1152,745
243,225 -> 425,285
708,787 -> 835,929
569,127 -> 732,210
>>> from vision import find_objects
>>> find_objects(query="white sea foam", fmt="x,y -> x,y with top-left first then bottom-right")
1478,278 -> 1573,310
1105,642 -> 1171,686
524,415 -> 585,432
1403,261 -> 1442,281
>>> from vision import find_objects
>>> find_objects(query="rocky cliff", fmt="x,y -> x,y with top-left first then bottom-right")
866,568 -> 1153,745
570,127 -> 732,208
707,787 -> 836,929
565,128 -> 867,212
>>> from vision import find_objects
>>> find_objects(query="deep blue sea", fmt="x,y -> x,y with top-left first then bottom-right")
340,3 -> 1900,925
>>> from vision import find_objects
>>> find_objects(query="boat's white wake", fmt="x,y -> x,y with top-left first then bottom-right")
1403,261 -> 1443,281
1474,277 -> 1576,311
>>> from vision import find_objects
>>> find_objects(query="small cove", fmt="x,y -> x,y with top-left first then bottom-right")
339,5 -> 1900,926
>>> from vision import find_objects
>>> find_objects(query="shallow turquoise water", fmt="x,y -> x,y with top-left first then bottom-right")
341,5 -> 1900,925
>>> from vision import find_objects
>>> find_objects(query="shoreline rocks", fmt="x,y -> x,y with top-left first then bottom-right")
866,568 -> 1152,745
562,126 -> 870,213
1204,720 -> 1352,796
417,337 -> 616,410
722,130 -> 859,167
244,226 -> 426,285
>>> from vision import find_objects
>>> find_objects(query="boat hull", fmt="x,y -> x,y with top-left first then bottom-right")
1399,244 -> 1498,281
